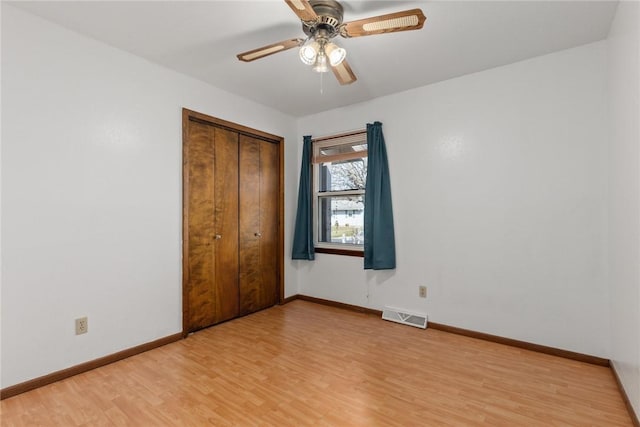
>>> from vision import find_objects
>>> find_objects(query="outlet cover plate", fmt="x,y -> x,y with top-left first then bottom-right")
75,317 -> 88,335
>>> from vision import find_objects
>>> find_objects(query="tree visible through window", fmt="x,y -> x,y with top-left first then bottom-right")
313,131 -> 367,251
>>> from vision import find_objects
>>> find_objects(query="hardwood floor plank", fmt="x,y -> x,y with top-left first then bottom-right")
0,300 -> 633,426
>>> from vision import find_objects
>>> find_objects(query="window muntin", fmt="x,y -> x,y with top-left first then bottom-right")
313,131 -> 367,251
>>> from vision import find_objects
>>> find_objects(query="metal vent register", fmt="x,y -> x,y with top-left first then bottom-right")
382,307 -> 428,329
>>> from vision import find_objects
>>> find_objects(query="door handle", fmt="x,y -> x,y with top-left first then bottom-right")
214,234 -> 222,240
254,232 -> 262,238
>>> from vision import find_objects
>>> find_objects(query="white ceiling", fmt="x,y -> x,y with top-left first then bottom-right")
9,1 -> 618,117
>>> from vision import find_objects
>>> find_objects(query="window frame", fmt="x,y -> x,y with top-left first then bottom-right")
312,130 -> 367,257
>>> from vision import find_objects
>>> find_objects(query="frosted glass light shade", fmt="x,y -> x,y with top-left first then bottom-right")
312,51 -> 328,73
325,42 -> 346,66
299,41 -> 319,65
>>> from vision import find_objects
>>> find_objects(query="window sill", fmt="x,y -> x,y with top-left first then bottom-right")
315,247 -> 364,257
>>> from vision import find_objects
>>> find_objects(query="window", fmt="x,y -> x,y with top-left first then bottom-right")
313,131 -> 367,255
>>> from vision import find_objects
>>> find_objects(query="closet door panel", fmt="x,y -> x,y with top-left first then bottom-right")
186,122 -> 216,329
259,140 -> 279,309
213,127 -> 240,323
183,108 -> 282,333
238,135 -> 261,314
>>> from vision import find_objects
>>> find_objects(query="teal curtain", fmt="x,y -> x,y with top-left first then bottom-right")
292,136 -> 315,260
364,122 -> 396,270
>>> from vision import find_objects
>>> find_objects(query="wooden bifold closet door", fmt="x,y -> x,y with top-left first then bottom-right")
182,109 -> 283,334
238,135 -> 279,315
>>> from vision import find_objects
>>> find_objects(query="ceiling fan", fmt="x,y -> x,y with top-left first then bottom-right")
237,0 -> 426,85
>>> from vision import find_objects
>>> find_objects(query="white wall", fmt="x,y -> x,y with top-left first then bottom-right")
607,0 -> 640,417
296,42 -> 610,357
0,5 -> 299,389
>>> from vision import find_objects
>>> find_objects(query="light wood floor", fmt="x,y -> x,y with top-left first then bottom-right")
1,300 -> 632,426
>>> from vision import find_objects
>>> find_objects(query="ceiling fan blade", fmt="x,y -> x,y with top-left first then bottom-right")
341,8 -> 426,38
284,0 -> 318,22
237,39 -> 303,62
331,59 -> 357,85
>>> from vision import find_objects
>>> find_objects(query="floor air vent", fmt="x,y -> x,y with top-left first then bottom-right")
382,307 -> 428,329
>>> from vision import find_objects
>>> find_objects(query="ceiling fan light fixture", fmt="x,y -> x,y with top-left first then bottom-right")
325,42 -> 346,66
299,40 -> 319,65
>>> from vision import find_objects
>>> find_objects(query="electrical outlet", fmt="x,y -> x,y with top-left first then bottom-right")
419,286 -> 427,298
75,317 -> 88,335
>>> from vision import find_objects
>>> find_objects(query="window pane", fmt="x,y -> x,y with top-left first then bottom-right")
317,195 -> 364,245
319,158 -> 368,192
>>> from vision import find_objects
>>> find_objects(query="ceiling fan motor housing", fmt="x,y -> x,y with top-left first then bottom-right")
303,0 -> 344,39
